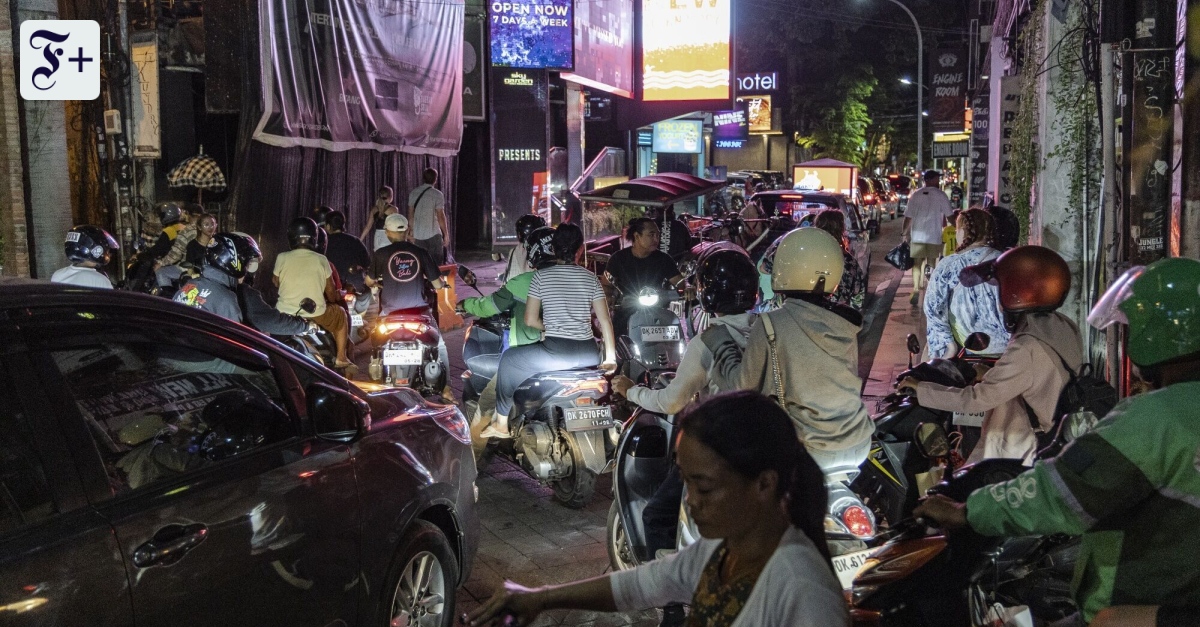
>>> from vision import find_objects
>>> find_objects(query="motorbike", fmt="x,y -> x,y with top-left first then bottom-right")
849,436 -> 1079,627
343,283 -> 373,345
279,298 -> 337,367
368,294 -> 446,397
457,265 -> 617,509
852,333 -> 995,528
609,282 -> 687,385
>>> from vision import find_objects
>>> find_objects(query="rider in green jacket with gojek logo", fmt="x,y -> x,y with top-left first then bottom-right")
916,257 -> 1200,625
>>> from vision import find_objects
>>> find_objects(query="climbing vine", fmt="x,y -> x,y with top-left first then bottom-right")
1009,0 -> 1045,244
1046,1 -> 1101,230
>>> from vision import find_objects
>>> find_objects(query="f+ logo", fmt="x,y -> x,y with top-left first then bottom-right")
20,20 -> 100,101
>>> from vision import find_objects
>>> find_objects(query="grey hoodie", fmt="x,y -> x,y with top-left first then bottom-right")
627,312 -> 756,416
707,298 -> 874,451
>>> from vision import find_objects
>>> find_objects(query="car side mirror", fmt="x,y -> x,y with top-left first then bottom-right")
913,422 -> 950,459
964,332 -> 991,353
307,382 -> 370,442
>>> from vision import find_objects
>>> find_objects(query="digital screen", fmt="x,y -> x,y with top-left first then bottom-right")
561,0 -> 633,97
712,108 -> 748,141
585,96 -> 613,121
652,119 -> 703,153
737,95 -> 772,132
641,0 -> 730,101
490,0 -> 574,69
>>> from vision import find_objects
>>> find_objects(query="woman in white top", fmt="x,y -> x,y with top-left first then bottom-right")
466,391 -> 851,627
482,223 -> 618,438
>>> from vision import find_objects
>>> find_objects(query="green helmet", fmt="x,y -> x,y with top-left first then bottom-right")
1088,258 -> 1200,366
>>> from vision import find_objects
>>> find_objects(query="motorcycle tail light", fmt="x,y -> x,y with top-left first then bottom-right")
345,293 -> 356,305
377,320 -> 428,335
842,505 -> 875,538
558,378 -> 608,398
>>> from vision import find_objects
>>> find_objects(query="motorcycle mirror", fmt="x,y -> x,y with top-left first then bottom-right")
457,264 -> 477,287
299,298 -> 318,314
913,422 -> 951,459
490,252 -> 503,262
906,334 -> 921,356
963,332 -> 991,352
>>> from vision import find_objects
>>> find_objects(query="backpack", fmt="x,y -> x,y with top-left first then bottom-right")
1020,345 -> 1119,458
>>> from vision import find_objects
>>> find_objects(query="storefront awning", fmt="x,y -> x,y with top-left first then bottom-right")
579,173 -> 726,208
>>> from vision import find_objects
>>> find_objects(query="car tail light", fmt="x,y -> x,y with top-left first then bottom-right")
864,194 -> 874,202
841,505 -> 875,538
432,409 -> 471,444
377,320 -> 428,335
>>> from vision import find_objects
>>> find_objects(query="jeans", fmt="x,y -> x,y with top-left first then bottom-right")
414,234 -> 445,265
494,337 -> 600,417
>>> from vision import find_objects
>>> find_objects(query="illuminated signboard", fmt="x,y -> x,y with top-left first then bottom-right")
735,72 -> 778,93
490,0 -> 574,70
561,0 -> 633,97
652,119 -> 703,153
736,95 -> 772,132
641,0 -> 730,101
712,108 -> 748,141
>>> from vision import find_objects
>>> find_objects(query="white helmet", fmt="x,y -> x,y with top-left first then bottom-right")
770,227 -> 844,294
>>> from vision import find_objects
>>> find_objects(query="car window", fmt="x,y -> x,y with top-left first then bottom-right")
0,372 -> 58,534
47,339 -> 294,494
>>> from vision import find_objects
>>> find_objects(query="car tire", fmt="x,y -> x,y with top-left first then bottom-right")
607,500 -> 640,572
378,520 -> 459,627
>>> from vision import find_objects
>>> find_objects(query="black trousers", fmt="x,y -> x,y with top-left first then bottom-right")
494,336 -> 599,417
642,464 -> 683,554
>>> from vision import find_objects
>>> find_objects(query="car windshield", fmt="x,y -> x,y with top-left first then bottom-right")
763,198 -> 837,219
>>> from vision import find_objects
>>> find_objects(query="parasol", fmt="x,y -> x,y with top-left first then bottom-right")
167,146 -> 226,203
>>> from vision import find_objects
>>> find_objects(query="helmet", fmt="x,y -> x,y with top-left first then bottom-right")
287,217 -> 319,250
1088,258 -> 1200,366
205,233 -> 248,279
525,226 -> 557,269
64,225 -> 119,266
228,232 -> 263,275
156,201 -> 185,227
199,391 -> 282,461
314,227 -> 328,255
993,246 -> 1070,313
515,214 -> 547,246
770,228 -> 844,294
696,249 -> 759,315
312,205 -> 332,226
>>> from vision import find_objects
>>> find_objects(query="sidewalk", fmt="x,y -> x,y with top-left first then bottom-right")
861,261 -> 928,407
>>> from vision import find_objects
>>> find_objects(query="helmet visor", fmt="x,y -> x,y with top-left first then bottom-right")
1087,266 -> 1146,330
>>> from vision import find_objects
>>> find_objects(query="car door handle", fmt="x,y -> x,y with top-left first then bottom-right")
132,523 -> 209,568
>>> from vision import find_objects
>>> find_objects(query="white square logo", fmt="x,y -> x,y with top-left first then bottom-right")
20,20 -> 100,101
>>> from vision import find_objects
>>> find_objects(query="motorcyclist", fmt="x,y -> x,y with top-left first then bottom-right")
324,210 -> 371,293
915,257 -> 1200,626
705,227 -> 875,472
611,246 -> 759,571
226,231 -> 311,336
899,245 -> 1083,463
603,217 -> 685,331
273,217 -> 354,371
52,225 -> 119,289
365,213 -> 451,398
126,201 -> 187,290
173,232 -> 250,323
502,214 -> 547,282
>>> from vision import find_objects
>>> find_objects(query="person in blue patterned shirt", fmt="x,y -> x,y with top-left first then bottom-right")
923,208 -> 1010,358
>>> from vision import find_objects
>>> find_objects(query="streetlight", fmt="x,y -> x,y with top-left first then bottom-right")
880,0 -> 924,171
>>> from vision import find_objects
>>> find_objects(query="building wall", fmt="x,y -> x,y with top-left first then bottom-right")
0,0 -> 29,275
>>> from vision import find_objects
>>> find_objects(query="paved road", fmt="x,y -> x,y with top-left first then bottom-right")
368,220 -> 908,626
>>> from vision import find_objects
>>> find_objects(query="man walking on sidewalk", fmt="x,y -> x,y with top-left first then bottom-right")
407,168 -> 450,265
902,170 -> 954,305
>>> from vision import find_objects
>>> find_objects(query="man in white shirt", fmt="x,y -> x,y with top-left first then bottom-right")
407,168 -> 450,265
902,170 -> 953,305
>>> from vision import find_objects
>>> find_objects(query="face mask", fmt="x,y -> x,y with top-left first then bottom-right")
247,259 -> 260,274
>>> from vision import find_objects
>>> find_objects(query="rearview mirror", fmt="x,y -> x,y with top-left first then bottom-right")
307,383 -> 370,442
906,334 -> 921,356
913,422 -> 950,459
964,332 -> 991,353
457,265 -> 477,287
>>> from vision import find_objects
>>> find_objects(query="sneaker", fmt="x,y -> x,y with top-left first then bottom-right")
909,291 -> 919,306
479,424 -> 512,439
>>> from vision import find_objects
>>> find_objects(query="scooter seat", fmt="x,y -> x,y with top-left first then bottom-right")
465,353 -> 501,380
382,306 -> 436,324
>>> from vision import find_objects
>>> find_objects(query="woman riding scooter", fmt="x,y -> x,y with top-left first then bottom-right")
899,245 -> 1082,463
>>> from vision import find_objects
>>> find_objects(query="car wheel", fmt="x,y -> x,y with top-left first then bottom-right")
607,500 -> 640,572
551,434 -> 597,509
379,520 -> 459,627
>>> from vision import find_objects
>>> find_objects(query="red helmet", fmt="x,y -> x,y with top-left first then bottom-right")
994,246 -> 1071,313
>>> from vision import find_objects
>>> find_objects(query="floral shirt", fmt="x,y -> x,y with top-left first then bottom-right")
829,250 -> 866,313
923,245 -> 1010,358
687,544 -> 761,627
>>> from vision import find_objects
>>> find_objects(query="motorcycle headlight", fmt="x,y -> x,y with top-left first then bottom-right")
637,288 -> 660,307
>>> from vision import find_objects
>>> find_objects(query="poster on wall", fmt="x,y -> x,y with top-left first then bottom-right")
641,0 -> 730,101
652,119 -> 702,153
489,0 -> 573,69
131,37 -> 161,158
712,107 -> 748,148
969,83 -> 990,205
929,48 -> 967,133
996,76 -> 1022,206
491,69 -> 549,244
463,12 -> 486,121
254,0 -> 464,156
1124,50 -> 1173,263
737,95 -> 771,132
561,0 -> 633,97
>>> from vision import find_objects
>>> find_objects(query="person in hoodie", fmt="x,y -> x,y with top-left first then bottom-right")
173,232 -> 250,323
704,228 -> 875,472
900,245 -> 1082,463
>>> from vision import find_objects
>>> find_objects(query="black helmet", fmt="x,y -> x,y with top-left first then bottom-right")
313,227 -> 328,255
228,232 -> 263,274
287,217 -> 319,250
205,233 -> 248,279
156,201 -> 185,227
515,214 -> 547,246
696,248 -> 759,315
64,225 -> 119,266
525,226 -> 557,269
312,205 -> 333,226
198,391 -> 282,461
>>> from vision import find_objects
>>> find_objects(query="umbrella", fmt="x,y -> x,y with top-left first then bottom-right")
167,147 -> 226,203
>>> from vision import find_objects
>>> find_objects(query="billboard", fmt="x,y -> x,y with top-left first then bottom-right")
652,119 -> 702,153
561,0 -> 633,97
463,12 -> 486,121
737,95 -> 772,132
793,166 -> 856,196
930,48 -> 967,133
491,69 -> 549,244
712,108 -> 748,142
641,0 -> 730,101
489,0 -> 573,69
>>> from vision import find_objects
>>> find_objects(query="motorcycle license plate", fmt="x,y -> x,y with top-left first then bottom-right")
350,313 -> 364,327
563,406 -> 615,431
832,548 -> 874,590
383,346 -> 423,366
953,411 -> 986,427
640,325 -> 681,343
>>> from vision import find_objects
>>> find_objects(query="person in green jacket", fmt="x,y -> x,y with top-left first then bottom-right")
458,227 -> 556,426
915,257 -> 1200,626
